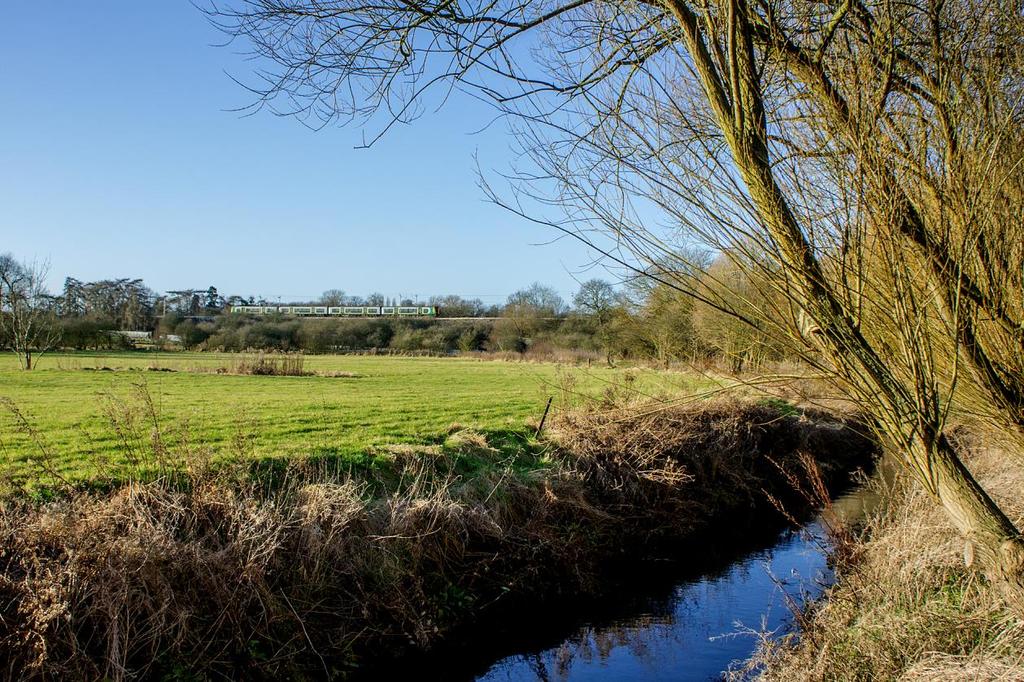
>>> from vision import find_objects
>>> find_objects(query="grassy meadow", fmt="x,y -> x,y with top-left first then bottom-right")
0,351 -> 718,486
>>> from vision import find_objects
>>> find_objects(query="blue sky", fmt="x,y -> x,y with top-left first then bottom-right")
0,3 -> 602,304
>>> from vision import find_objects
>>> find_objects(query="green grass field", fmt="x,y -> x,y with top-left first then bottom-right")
0,352 -> 717,485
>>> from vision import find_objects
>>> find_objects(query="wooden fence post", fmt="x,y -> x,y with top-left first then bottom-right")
535,397 -> 553,438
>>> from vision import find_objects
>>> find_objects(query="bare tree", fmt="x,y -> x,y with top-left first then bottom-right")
210,0 -> 1024,594
507,282 -> 565,317
573,278 -> 618,362
320,289 -> 347,306
573,279 -> 616,318
0,254 -> 61,370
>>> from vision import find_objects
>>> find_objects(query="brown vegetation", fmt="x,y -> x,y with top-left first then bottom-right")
0,399 -> 873,679
211,352 -> 310,376
744,442 -> 1024,681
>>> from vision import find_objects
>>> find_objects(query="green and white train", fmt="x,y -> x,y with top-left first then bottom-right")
230,305 -> 437,317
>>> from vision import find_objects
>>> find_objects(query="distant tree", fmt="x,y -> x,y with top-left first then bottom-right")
320,289 -> 346,306
429,294 -> 486,317
489,316 -> 529,353
572,280 -> 615,317
639,284 -> 697,368
166,289 -> 206,316
0,254 -> 61,370
62,277 -> 156,328
174,319 -> 215,349
60,277 -> 86,316
691,256 -> 782,372
59,316 -> 113,350
573,279 -> 618,364
494,283 -> 566,352
456,323 -> 489,351
205,286 -> 223,310
506,283 -> 565,317
366,292 -> 385,306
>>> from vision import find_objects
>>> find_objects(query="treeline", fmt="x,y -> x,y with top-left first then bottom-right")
496,271 -> 785,368
6,261 -> 786,368
163,272 -> 787,368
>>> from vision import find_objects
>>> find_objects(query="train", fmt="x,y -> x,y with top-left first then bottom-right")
230,305 -> 437,317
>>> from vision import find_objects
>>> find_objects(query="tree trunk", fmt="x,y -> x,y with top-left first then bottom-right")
921,434 -> 1024,601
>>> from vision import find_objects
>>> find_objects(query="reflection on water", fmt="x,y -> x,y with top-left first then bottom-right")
359,480 -> 883,682
478,523 -> 834,682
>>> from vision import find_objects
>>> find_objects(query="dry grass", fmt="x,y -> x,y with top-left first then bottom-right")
0,398 -> 875,679
211,352 -> 310,376
554,399 -> 874,526
744,442 -> 1024,681
0,454 -> 529,679
208,352 -> 359,377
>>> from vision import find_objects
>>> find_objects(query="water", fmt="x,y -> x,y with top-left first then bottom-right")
369,477 -> 886,682
475,522 -> 834,682
455,461 -> 893,682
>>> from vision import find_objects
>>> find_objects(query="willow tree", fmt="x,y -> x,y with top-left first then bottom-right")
211,0 -> 1024,591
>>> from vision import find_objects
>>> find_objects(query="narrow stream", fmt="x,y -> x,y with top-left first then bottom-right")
476,521 -> 833,681
467,481 -> 884,682
370,476 -> 887,682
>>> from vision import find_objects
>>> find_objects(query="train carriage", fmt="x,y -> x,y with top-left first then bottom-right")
230,306 -> 266,315
231,304 -> 436,317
